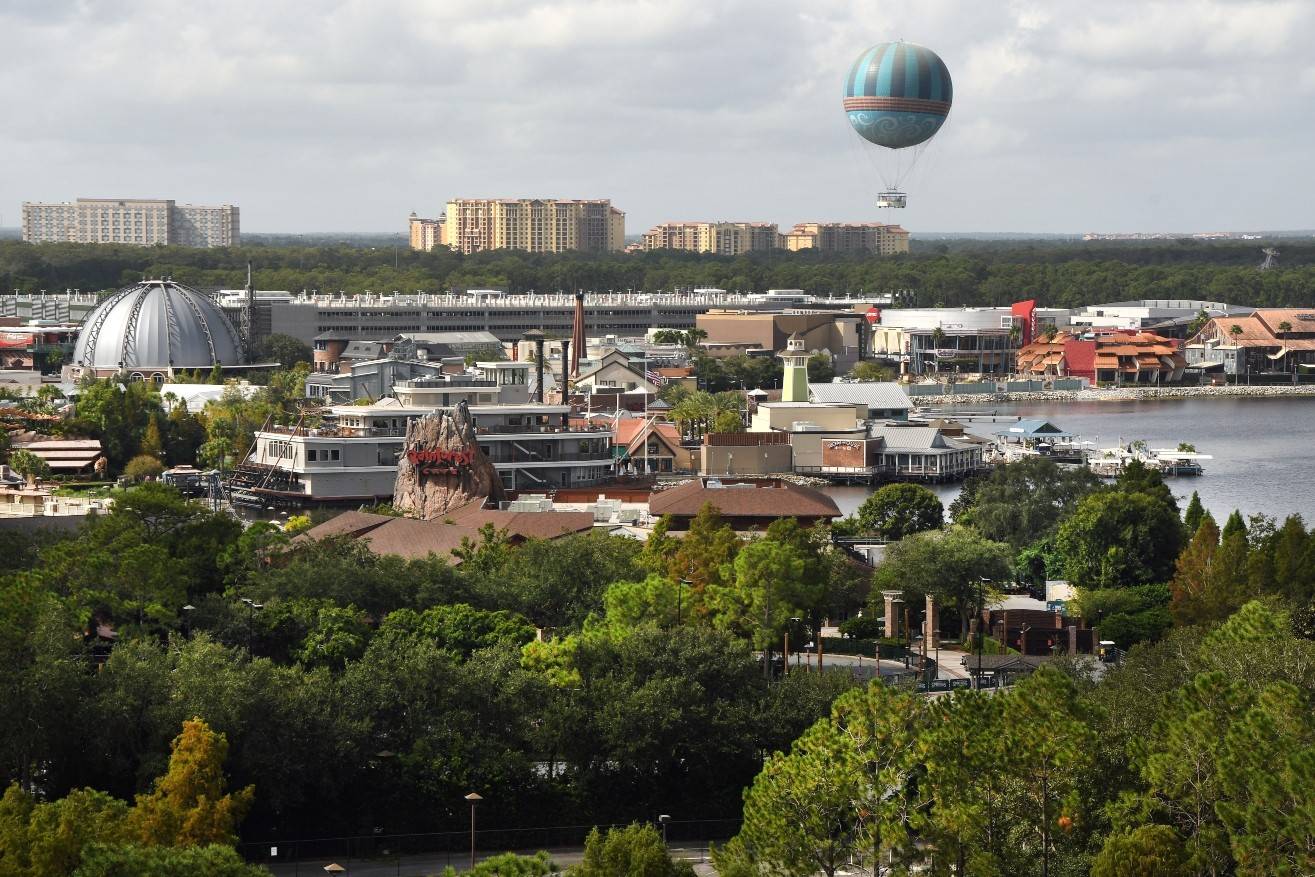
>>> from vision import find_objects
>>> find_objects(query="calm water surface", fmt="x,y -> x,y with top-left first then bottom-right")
822,397 -> 1315,525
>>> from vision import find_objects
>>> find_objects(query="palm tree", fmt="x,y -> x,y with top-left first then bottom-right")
929,327 -> 946,374
1278,321 -> 1295,380
1230,325 -> 1243,338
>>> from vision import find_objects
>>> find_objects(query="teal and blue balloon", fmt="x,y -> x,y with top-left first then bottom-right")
844,42 -> 952,150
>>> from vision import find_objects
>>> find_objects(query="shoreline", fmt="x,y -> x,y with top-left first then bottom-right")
922,384 -> 1315,407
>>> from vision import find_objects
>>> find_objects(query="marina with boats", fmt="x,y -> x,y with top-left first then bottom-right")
932,412 -> 1213,478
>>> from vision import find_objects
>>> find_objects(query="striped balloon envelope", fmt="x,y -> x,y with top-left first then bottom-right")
843,42 -> 953,151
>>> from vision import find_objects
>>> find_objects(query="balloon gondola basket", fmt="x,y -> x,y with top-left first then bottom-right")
876,191 -> 907,209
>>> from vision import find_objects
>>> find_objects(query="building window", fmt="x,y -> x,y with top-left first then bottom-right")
307,450 -> 317,462
330,449 -> 340,461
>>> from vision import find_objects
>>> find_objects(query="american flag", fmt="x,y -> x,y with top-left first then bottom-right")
645,368 -> 667,386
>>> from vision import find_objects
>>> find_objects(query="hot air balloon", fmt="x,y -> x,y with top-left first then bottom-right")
843,41 -> 953,209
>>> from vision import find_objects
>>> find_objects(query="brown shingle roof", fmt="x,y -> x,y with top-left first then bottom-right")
300,505 -> 596,562
649,478 -> 841,520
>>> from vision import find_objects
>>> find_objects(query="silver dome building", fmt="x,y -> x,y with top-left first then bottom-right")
69,280 -> 244,382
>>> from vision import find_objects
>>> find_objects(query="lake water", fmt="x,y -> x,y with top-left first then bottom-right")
822,396 -> 1315,525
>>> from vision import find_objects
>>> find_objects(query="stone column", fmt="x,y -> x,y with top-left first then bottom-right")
882,591 -> 902,639
924,593 -> 938,649
1067,625 -> 1078,655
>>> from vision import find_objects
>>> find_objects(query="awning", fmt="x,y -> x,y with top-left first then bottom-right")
1185,361 -> 1224,371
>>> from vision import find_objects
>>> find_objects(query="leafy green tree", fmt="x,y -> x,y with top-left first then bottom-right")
1116,459 -> 1179,517
571,824 -> 694,877
708,539 -> 813,651
829,681 -> 933,871
140,417 -> 164,459
1183,491 -> 1205,535
924,691 -> 1011,875
72,378 -> 163,470
124,454 -> 166,482
378,604 -> 535,658
806,352 -> 835,384
870,527 -> 1012,640
163,403 -> 207,466
602,574 -> 694,632
1091,825 -> 1188,877
852,483 -> 943,540
1078,584 -> 1173,647
736,719 -> 863,877
255,333 -> 313,368
669,503 -> 741,593
1170,513 -> 1219,626
953,456 -> 1102,549
0,785 -> 129,877
711,410 -> 743,433
7,450 -> 50,486
847,361 -> 894,381
1054,491 -> 1183,589
1215,682 -> 1315,875
72,843 -> 271,877
471,530 -> 643,630
993,666 -> 1097,877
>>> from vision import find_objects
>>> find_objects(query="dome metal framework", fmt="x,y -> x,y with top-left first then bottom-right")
73,279 -> 244,378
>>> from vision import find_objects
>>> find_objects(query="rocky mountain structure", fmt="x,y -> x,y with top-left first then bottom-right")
392,402 -> 504,519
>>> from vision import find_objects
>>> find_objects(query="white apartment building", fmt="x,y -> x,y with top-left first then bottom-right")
21,199 -> 239,248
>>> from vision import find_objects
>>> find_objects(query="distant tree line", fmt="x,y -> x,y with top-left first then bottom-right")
5,238 -> 1315,307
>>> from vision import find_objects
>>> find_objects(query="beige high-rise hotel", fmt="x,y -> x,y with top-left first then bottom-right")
640,222 -> 781,255
412,199 -> 625,254
22,198 -> 240,248
783,222 -> 909,255
640,220 -> 909,256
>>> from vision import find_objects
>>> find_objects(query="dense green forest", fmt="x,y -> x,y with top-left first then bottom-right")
9,451 -> 1315,873
4,238 -> 1315,307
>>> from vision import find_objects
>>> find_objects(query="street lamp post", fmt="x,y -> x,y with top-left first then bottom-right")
658,813 -> 671,847
181,604 -> 195,638
677,578 -> 690,628
241,598 -> 263,657
465,792 -> 482,872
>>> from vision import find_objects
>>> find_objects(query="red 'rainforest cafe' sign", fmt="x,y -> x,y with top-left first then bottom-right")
406,447 -> 475,475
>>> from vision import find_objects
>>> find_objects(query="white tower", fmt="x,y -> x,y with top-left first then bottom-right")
781,332 -> 809,402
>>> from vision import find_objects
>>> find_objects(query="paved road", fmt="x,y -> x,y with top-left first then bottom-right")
266,844 -> 718,876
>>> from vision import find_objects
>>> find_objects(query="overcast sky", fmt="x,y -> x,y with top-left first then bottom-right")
2,0 -> 1313,235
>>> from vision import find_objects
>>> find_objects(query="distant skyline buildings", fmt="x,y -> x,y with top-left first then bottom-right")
411,198 -> 625,255
410,208 -> 910,257
638,220 -> 909,255
21,198 -> 239,248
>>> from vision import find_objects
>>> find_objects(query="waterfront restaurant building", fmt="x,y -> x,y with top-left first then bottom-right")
1185,309 -> 1315,378
1015,330 -> 1186,384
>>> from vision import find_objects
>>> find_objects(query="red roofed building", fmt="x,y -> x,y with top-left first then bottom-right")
1016,330 -> 1185,384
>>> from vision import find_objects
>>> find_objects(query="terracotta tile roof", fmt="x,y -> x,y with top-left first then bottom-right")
649,478 -> 841,520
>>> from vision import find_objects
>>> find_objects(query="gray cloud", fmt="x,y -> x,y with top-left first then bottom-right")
1,0 -> 1312,234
